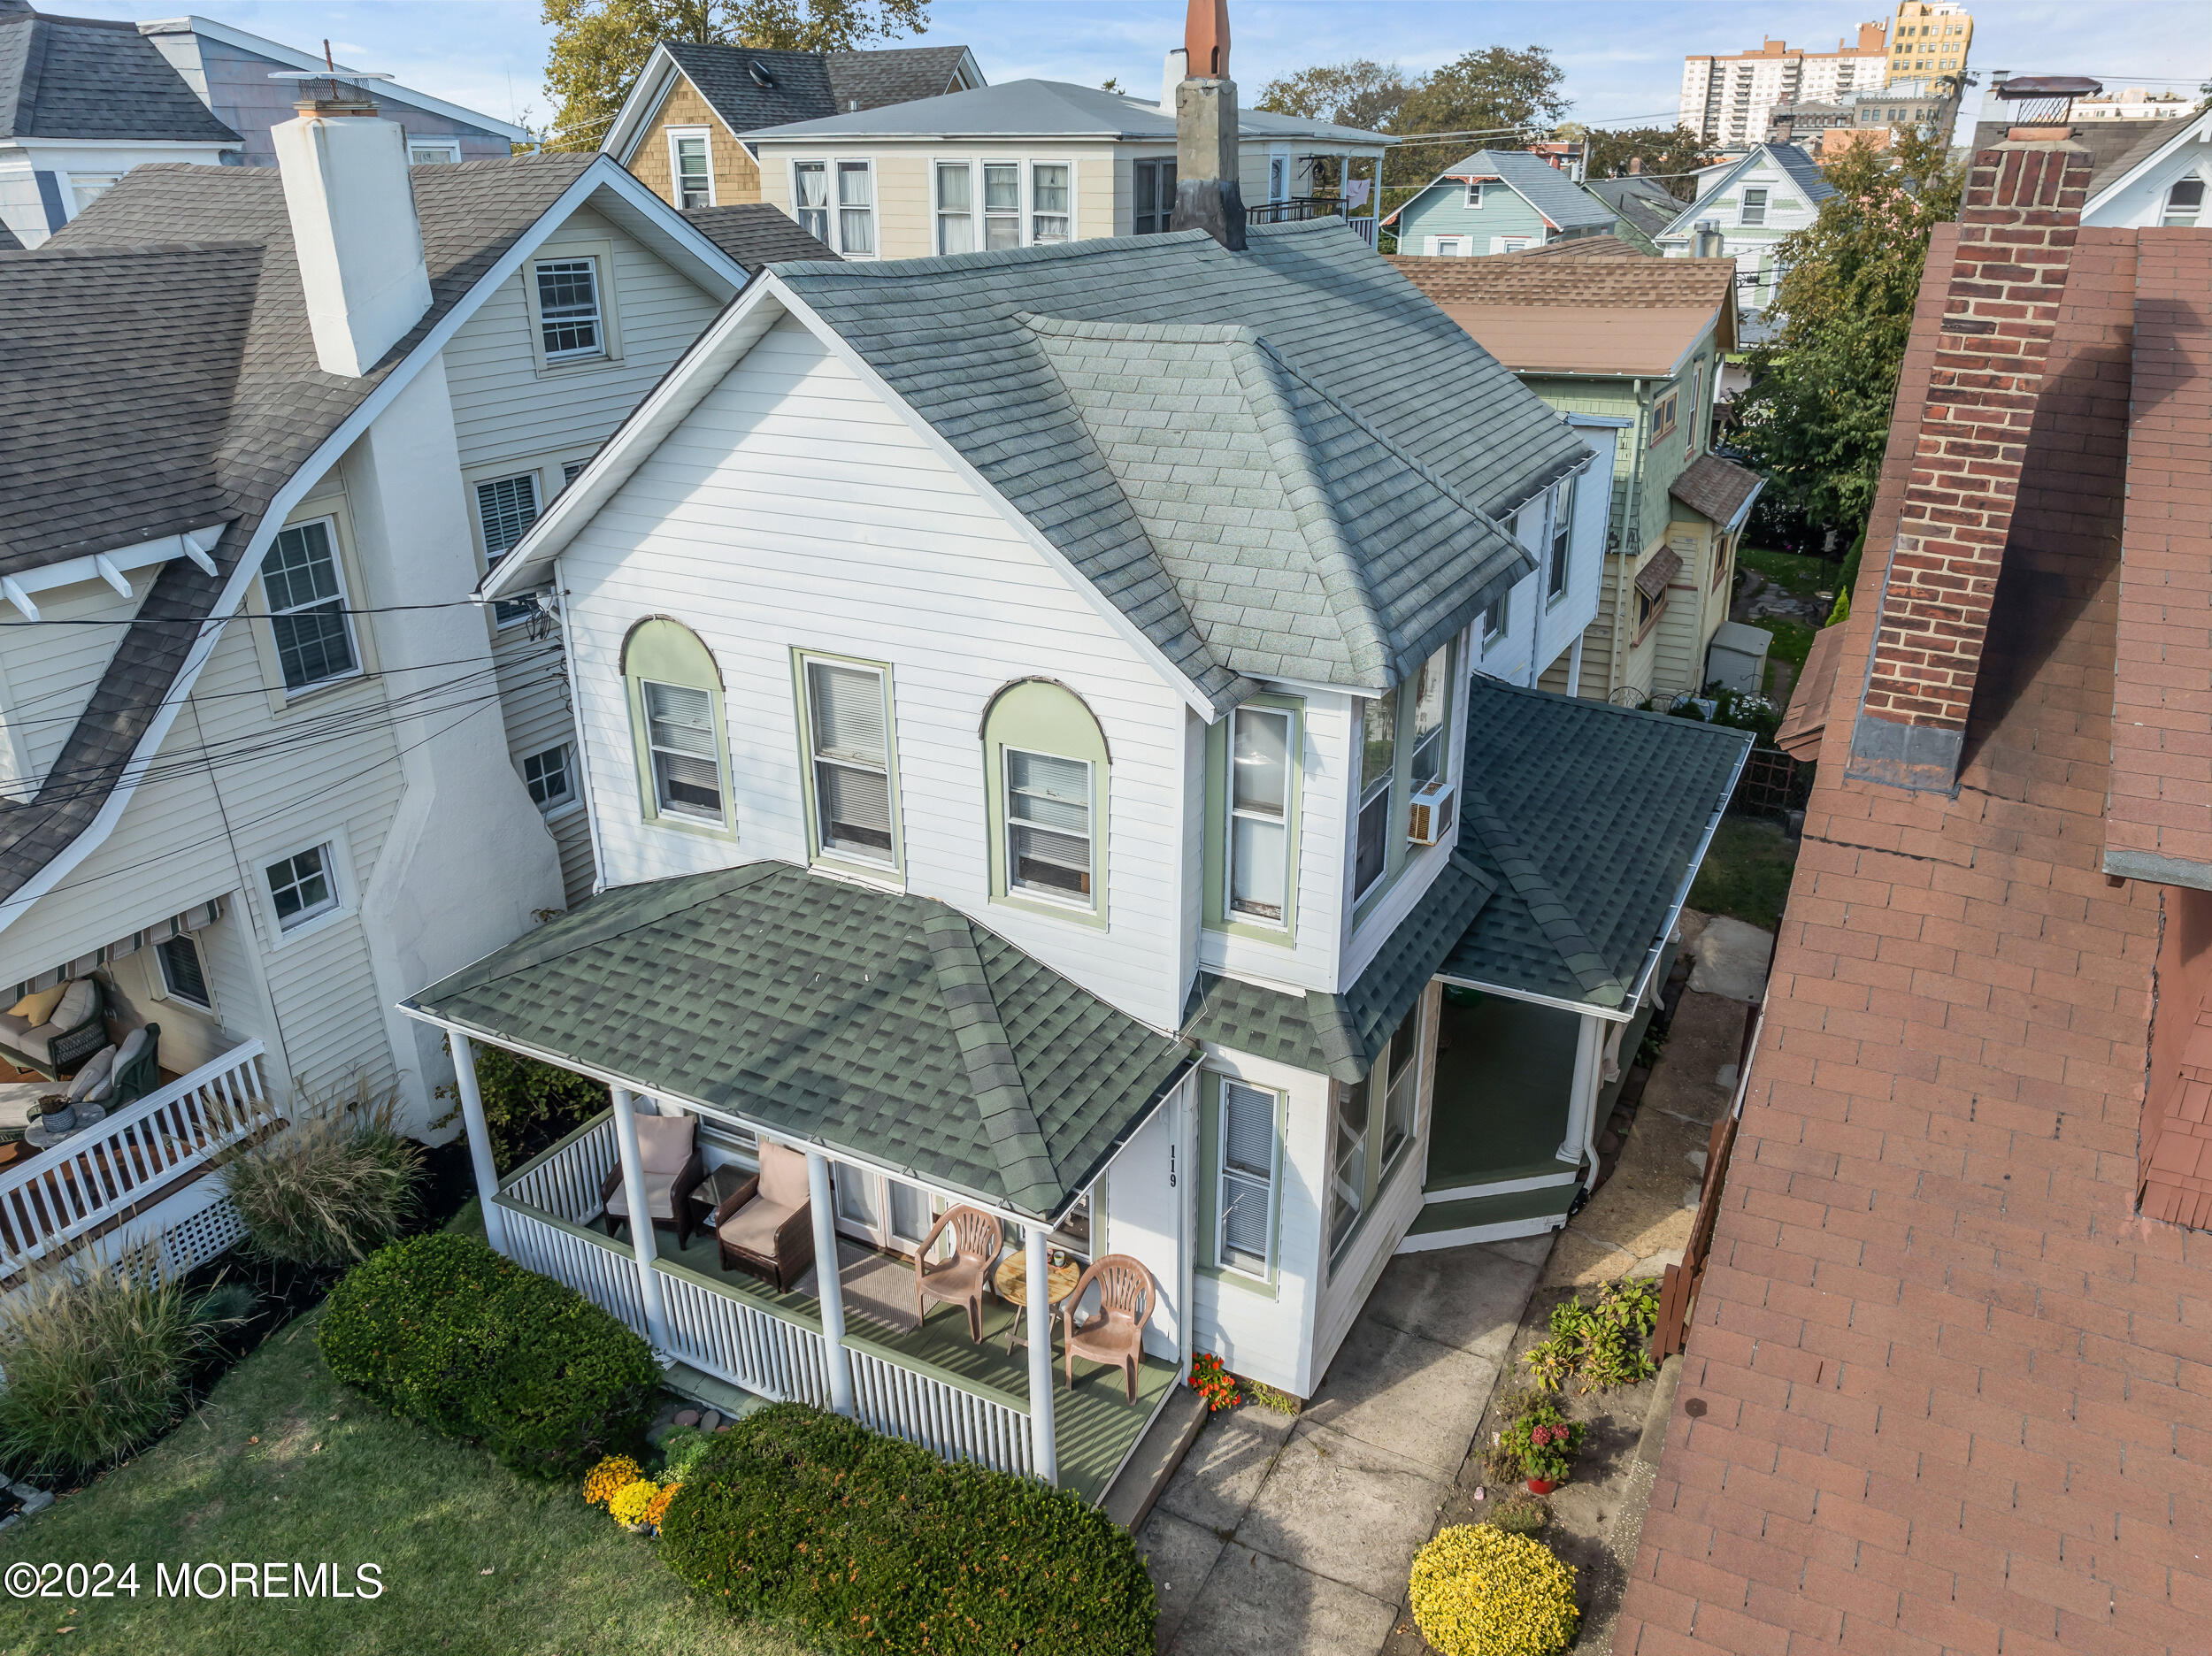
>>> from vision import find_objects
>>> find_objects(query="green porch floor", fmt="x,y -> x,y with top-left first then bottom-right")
651,1228 -> 1174,1506
1427,990 -> 1582,1189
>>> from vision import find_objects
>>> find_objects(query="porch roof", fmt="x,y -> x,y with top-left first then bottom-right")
405,862 -> 1194,1223
1438,680 -> 1751,1014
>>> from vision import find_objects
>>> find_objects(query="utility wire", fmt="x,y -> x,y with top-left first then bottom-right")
0,596 -> 529,628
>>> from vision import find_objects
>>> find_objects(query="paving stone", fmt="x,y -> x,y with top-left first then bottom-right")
1135,1506 -> 1226,1649
1300,1315 -> 1500,1475
1156,1401 -> 1296,1532
1233,1421 -> 1450,1602
1356,1235 -> 1549,1362
1165,1539 -> 1400,1656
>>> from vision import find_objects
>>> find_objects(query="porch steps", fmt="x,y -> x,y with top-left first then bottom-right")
661,1360 -> 772,1422
1397,1184 -> 1577,1253
1099,1381 -> 1208,1531
1424,1161 -> 1578,1203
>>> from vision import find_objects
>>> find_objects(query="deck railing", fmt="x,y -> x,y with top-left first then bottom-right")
500,1111 -> 618,1224
848,1338 -> 1033,1476
0,1040 -> 272,1279
655,1256 -> 832,1407
496,1199 -> 651,1335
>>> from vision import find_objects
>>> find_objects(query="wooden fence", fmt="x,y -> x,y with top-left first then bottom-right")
1651,995 -> 1763,1363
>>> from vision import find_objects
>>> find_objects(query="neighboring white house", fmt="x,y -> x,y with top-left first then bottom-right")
2076,104 -> 2211,228
0,98 -> 840,1286
1652,142 -> 1836,312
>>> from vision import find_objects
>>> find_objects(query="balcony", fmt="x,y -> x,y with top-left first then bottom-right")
1248,196 -> 1379,245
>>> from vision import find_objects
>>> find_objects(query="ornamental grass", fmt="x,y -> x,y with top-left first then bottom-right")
1409,1524 -> 1579,1656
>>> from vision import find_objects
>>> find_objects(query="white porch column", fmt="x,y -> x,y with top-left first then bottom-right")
449,1031 -> 505,1253
805,1151 -> 856,1417
1556,1013 -> 1606,1170
610,1086 -> 672,1351
1025,1224 -> 1059,1484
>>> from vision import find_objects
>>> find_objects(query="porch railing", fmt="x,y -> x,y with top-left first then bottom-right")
848,1338 -> 1033,1477
1247,196 -> 1379,245
655,1254 -> 831,1407
500,1111 -> 618,1224
496,1199 -> 651,1335
0,1040 -> 273,1279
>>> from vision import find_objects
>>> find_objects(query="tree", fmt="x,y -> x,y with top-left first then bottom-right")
541,0 -> 929,151
1386,46 -> 1568,186
1728,127 -> 1964,536
1256,58 -> 1414,134
1584,125 -> 1707,200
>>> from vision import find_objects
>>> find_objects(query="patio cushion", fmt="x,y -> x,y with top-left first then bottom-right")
718,1195 -> 801,1255
112,1025 -> 150,1075
68,1045 -> 117,1102
7,985 -> 65,1026
9,1024 -> 55,1065
604,1180 -> 677,1222
634,1113 -> 695,1175
757,1141 -> 809,1208
50,979 -> 96,1031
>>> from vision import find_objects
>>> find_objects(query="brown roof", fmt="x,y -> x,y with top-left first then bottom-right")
1616,223 -> 2212,1655
1389,252 -> 1738,375
1771,620 -> 1843,759
1667,452 -> 1763,527
1634,546 -> 1681,600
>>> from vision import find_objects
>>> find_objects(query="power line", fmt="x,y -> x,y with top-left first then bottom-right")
0,596 -> 529,629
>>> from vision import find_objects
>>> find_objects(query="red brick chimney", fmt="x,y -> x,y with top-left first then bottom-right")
1843,133 -> 2091,792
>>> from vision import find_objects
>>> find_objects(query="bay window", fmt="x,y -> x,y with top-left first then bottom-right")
1353,688 -> 1397,899
1227,704 -> 1293,924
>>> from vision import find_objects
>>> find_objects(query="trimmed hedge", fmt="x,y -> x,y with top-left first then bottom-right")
318,1232 -> 657,1480
660,1403 -> 1155,1654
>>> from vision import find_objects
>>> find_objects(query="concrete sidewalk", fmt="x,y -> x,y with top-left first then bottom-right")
1141,1235 -> 1550,1655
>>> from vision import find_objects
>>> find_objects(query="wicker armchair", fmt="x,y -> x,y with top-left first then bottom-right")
600,1114 -> 707,1248
0,977 -> 107,1082
1063,1254 -> 1155,1403
914,1206 -> 1002,1342
710,1142 -> 815,1292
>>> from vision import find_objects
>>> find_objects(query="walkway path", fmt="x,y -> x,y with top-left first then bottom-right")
1141,1235 -> 1550,1655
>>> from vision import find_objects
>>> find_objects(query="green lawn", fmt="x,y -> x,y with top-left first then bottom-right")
1737,546 -> 1831,601
1689,817 -> 1799,934
0,1306 -> 810,1656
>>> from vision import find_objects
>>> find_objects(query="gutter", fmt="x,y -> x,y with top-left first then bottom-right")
1618,730 -> 1752,1015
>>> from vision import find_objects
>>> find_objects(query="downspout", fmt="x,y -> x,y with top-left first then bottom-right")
1614,379 -> 1647,698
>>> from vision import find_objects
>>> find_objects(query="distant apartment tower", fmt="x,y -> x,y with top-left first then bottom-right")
1680,24 -> 1889,149
1885,1 -> 1972,86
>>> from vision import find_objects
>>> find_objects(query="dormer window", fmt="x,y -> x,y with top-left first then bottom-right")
1465,180 -> 1487,209
2163,178 -> 2204,228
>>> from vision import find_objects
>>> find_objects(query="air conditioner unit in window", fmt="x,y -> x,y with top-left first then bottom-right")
1407,779 -> 1456,847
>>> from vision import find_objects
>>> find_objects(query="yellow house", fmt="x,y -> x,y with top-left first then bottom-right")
1886,1 -> 1972,86
602,41 -> 984,211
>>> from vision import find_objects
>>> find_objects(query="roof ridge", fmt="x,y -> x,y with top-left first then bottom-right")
921,909 -> 1059,1210
1458,777 -> 1624,1005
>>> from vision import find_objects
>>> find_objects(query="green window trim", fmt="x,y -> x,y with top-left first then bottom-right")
1350,640 -> 1457,928
1195,1069 -> 1285,1299
621,617 -> 735,840
1324,995 -> 1426,1273
792,648 -> 905,878
980,678 -> 1110,930
1202,694 -> 1304,946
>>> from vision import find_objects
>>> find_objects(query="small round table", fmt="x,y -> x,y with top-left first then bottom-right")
25,1101 -> 106,1152
994,1254 -> 1080,1353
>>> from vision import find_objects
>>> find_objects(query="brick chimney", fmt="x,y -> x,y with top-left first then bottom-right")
1843,131 -> 2091,792
1167,0 -> 1245,250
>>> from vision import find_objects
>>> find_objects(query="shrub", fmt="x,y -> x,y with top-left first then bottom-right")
1522,1280 -> 1661,1393
660,1403 -> 1155,1655
0,1253 -> 240,1475
436,1045 -> 608,1171
318,1232 -> 657,1480
222,1077 -> 420,1268
657,1424 -> 716,1484
1410,1525 -> 1579,1656
1497,1397 -> 1584,1487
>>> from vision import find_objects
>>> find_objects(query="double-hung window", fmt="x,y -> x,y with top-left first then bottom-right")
805,658 -> 895,863
936,161 -> 973,253
534,257 -> 603,361
1004,749 -> 1093,903
983,162 -> 1020,249
794,160 -> 830,243
155,933 -> 212,1009
1408,648 -> 1449,790
671,132 -> 712,208
1465,180 -> 1486,209
1031,162 -> 1071,242
1483,588 -> 1510,645
1353,689 -> 1397,899
838,161 -> 877,254
1226,704 -> 1292,924
642,682 -> 724,820
261,520 -> 358,693
1327,1071 -> 1371,1255
265,843 -> 338,932
2163,179 -> 2204,228
1133,157 -> 1177,234
1379,1001 -> 1422,1165
1217,1078 -> 1279,1276
475,472 -> 541,625
1547,476 -> 1575,602
1740,186 -> 1768,226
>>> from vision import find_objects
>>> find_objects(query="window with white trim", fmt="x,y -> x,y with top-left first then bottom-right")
1327,1071 -> 1371,1255
1547,475 -> 1575,602
1740,186 -> 1768,226
534,257 -> 603,360
70,174 -> 119,214
1003,748 -> 1093,903
979,161 -> 1018,249
1352,687 -> 1397,899
1217,1078 -> 1279,1276
155,933 -> 212,1009
260,520 -> 358,693
936,160 -> 973,253
670,131 -> 712,208
475,472 -> 541,625
1031,162 -> 1071,242
837,160 -> 877,254
803,657 -> 896,864
1226,704 -> 1292,924
1465,180 -> 1487,209
2162,178 -> 2204,227
1482,587 -> 1509,643
522,742 -> 574,811
642,682 -> 724,821
794,160 -> 830,243
265,843 -> 338,932
1379,1000 -> 1422,1165
1408,648 -> 1450,788
408,141 -> 460,164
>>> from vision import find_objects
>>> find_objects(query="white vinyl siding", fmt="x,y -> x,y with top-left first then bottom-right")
475,472 -> 541,625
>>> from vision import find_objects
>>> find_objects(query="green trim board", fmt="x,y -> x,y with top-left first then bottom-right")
1194,1069 -> 1286,1299
622,617 -> 736,838
981,678 -> 1109,930
409,861 -> 1194,1223
1405,1181 -> 1576,1238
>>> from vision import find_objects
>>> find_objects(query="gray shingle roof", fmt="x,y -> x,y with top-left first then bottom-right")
743,78 -> 1389,145
1670,453 -> 1763,527
1655,146 -> 1838,241
771,222 -> 1586,700
1587,177 -> 1682,240
826,45 -> 975,111
0,153 -> 598,908
0,8 -> 239,142
408,861 -> 1194,1221
1185,854 -> 1494,1079
657,41 -> 972,137
679,203 -> 833,270
1438,679 -> 1750,1010
1386,150 -> 1615,234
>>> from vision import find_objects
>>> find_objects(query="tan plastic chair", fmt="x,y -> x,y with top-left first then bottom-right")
914,1205 -> 1002,1342
1063,1254 -> 1154,1403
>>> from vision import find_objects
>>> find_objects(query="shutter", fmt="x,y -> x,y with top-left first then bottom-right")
476,474 -> 541,556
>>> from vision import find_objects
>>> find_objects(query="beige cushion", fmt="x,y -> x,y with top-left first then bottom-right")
605,1181 -> 676,1222
49,979 -> 95,1031
634,1113 -> 695,1176
7,985 -> 65,1027
11,1025 -> 55,1065
0,1012 -> 33,1045
68,1046 -> 117,1103
718,1197 -> 801,1256
757,1143 -> 809,1208
112,1026 -> 150,1074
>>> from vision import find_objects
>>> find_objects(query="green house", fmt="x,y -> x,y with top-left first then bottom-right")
1383,149 -> 1617,255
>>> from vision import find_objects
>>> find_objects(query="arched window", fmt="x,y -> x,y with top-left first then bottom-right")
980,678 -> 1109,925
621,617 -> 732,835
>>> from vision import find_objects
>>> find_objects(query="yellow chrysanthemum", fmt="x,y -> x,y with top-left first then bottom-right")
609,1477 -> 663,1527
1409,1524 -> 1579,1656
583,1455 -> 642,1508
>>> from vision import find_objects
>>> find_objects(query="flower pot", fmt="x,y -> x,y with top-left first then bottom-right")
1525,1477 -> 1556,1495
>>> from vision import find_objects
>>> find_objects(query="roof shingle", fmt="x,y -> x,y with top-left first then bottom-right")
0,7 -> 239,142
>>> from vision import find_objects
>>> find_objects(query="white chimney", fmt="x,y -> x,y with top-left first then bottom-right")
1160,48 -> 1187,112
274,108 -> 433,378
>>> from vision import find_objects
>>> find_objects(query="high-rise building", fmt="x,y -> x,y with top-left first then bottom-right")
1680,24 -> 1891,149
1885,1 -> 1972,86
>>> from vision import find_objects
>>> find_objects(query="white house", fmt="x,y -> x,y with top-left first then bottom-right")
0,92 -> 833,1288
2077,104 -> 2210,228
1653,143 -> 1836,313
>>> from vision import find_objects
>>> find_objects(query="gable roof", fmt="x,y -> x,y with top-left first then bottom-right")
0,6 -> 239,142
1437,679 -> 1749,1014
493,220 -> 1589,712
679,203 -> 834,270
406,861 -> 1194,1223
1655,144 -> 1837,240
1587,176 -> 1685,239
1381,150 -> 1615,233
1966,113 -> 2177,196
741,78 -> 1391,146
1387,249 -> 1738,376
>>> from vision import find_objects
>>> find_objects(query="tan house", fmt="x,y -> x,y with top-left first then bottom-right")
739,76 -> 1390,260
1391,243 -> 1761,705
601,40 -> 983,211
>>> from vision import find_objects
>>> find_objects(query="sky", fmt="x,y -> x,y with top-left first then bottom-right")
61,0 -> 2212,140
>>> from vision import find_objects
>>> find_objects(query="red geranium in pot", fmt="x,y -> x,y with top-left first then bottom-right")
1500,1401 -> 1584,1493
